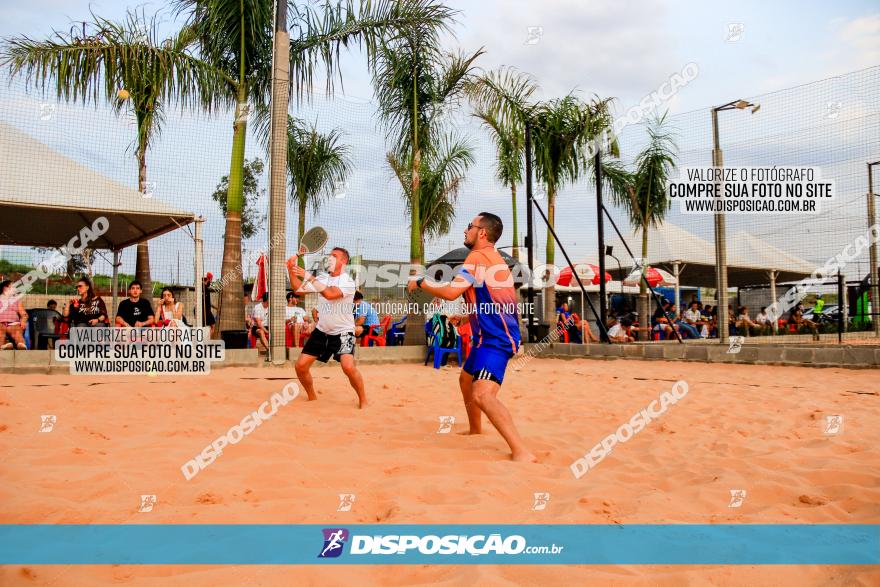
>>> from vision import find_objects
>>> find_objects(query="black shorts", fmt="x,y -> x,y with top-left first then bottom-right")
302,328 -> 356,363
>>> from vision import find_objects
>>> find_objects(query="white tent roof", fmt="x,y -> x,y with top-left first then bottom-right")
604,222 -> 814,287
0,121 -> 195,250
728,232 -> 816,277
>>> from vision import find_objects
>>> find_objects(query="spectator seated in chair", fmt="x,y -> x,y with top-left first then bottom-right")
251,292 -> 271,351
556,303 -> 582,344
0,279 -> 28,350
114,281 -> 154,328
608,317 -> 636,343
353,291 -> 379,340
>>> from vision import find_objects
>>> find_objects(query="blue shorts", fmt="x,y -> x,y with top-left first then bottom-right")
463,345 -> 513,385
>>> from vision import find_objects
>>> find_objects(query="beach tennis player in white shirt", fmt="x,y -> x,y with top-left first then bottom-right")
287,246 -> 366,409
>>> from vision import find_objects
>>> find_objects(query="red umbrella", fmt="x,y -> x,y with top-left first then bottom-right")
252,253 -> 268,300
556,264 -> 611,287
623,266 -> 675,287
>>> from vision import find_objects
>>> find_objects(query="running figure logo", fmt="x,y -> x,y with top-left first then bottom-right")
824,414 -> 843,435
437,416 -> 455,434
532,492 -> 550,511
318,528 -> 349,558
138,494 -> 157,513
523,26 -> 543,46
725,23 -> 744,43
728,489 -> 746,508
337,493 -> 356,512
727,336 -> 745,354
39,415 -> 56,433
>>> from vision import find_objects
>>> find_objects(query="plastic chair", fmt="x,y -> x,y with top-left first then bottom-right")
362,315 -> 392,347
456,320 -> 473,359
27,309 -> 63,350
554,322 -> 570,343
387,316 -> 407,346
22,325 -> 31,350
424,320 -> 462,369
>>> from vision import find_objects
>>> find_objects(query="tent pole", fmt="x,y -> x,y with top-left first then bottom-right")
111,250 -> 119,326
580,288 -> 585,342
194,217 -> 204,330
769,270 -> 778,334
673,262 -> 681,319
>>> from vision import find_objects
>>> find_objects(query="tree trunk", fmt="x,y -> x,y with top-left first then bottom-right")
543,186 -> 557,324
135,144 -> 153,298
298,198 -> 307,269
404,144 -> 426,346
217,97 -> 248,334
637,223 -> 649,341
510,183 -> 519,261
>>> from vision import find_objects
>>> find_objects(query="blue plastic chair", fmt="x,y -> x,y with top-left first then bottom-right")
387,316 -> 407,346
424,320 -> 462,369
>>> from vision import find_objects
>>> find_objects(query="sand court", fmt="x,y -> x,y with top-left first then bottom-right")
1,358 -> 878,584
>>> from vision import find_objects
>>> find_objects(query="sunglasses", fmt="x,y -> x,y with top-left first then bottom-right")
466,222 -> 484,231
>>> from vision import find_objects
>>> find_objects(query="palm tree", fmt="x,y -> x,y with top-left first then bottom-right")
528,96 -> 593,321
388,133 -> 474,261
611,113 -> 677,339
1,10 -> 228,298
372,33 -> 482,266
467,68 -> 537,260
285,118 -> 351,266
174,0 -> 454,333
530,95 -> 631,322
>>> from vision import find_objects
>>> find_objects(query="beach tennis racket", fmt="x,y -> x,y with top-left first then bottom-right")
298,226 -> 328,254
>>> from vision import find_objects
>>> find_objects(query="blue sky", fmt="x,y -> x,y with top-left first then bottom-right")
0,0 -> 878,282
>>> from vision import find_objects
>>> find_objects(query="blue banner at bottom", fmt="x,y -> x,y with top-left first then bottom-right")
0,524 -> 877,565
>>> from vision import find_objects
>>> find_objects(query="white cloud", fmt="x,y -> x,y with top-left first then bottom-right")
824,14 -> 880,75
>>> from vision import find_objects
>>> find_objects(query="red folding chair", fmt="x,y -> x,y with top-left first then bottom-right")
362,315 -> 391,347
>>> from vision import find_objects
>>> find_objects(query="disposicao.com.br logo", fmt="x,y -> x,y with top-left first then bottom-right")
318,528 -> 564,558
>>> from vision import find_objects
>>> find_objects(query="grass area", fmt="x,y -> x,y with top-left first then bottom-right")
0,258 -> 166,296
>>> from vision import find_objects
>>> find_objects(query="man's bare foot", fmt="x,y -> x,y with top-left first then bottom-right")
510,450 -> 539,463
358,400 -> 368,409
457,429 -> 481,435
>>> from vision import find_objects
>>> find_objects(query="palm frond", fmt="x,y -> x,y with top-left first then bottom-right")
291,0 -> 455,99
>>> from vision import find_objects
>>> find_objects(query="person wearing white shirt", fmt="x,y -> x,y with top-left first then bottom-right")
285,292 -> 309,346
251,292 -> 270,351
287,247 -> 366,409
755,306 -> 772,335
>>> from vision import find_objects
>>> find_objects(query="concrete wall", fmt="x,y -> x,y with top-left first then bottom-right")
528,341 -> 880,369
4,340 -> 878,374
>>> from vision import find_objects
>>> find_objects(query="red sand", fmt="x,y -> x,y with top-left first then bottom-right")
1,358 -> 878,585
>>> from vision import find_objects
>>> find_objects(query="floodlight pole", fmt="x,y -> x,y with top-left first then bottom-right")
268,0 -> 290,364
711,107 -> 729,344
868,161 -> 880,336
712,99 -> 759,344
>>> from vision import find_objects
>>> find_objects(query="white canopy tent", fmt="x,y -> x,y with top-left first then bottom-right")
0,121 -> 204,324
604,222 -> 816,311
